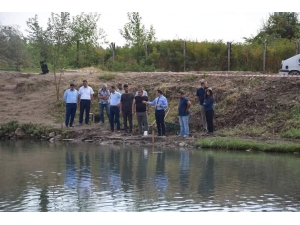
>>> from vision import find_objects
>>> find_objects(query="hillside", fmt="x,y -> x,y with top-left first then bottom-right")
0,70 -> 299,139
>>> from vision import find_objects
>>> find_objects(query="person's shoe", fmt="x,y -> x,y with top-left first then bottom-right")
183,135 -> 188,138
161,135 -> 166,138
178,135 -> 183,137
69,125 -> 74,128
128,133 -> 132,136
122,132 -> 127,136
79,123 -> 83,126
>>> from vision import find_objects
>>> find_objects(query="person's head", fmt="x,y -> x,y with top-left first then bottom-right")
205,88 -> 213,98
137,85 -> 143,91
156,89 -> 163,97
124,84 -> 129,93
82,80 -> 87,87
200,79 -> 207,88
137,89 -> 143,97
110,85 -> 116,93
178,90 -> 185,98
102,83 -> 107,91
70,83 -> 75,90
118,83 -> 123,90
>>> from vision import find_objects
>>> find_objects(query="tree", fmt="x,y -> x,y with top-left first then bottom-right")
0,24 -> 30,68
26,15 -> 50,63
71,12 -> 107,67
119,12 -> 156,47
245,12 -> 300,43
45,12 -> 73,101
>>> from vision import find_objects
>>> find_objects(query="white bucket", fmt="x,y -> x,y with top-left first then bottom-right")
143,131 -> 148,136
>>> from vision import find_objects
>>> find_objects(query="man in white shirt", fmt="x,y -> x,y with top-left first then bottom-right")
78,80 -> 94,125
135,85 -> 148,97
109,85 -> 121,132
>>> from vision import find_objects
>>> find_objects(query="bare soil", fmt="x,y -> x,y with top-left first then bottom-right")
0,69 -> 299,141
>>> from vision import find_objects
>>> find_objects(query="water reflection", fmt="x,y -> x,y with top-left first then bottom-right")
136,149 -> 148,190
109,150 -> 122,194
179,149 -> 190,192
198,155 -> 215,199
1,141 -> 300,212
153,152 -> 169,198
78,151 -> 92,202
121,150 -> 133,192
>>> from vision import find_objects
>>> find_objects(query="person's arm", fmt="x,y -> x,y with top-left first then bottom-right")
186,100 -> 191,112
196,89 -> 201,101
90,88 -> 94,104
63,90 -> 68,102
203,97 -> 213,106
77,88 -> 81,105
132,99 -> 136,115
144,98 -> 156,106
160,98 -> 168,109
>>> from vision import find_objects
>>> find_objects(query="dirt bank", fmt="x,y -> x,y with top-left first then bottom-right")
0,70 -> 299,143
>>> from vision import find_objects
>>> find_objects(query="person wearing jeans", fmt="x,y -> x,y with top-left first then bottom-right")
203,88 -> 214,135
120,84 -> 134,135
178,91 -> 191,137
63,83 -> 78,127
143,89 -> 168,137
196,80 -> 209,132
109,86 -> 121,132
132,89 -> 150,136
98,83 -> 110,124
78,80 -> 94,125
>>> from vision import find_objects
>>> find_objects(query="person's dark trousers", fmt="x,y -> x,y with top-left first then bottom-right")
79,99 -> 91,125
155,110 -> 166,136
123,111 -> 133,133
65,103 -> 77,127
205,110 -> 214,133
109,106 -> 120,131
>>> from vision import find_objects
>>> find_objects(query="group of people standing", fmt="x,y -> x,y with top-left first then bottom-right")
63,78 -> 214,137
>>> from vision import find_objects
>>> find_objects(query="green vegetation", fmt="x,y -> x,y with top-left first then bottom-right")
281,128 -> 300,139
98,72 -> 117,81
0,120 -> 64,139
196,137 -> 300,153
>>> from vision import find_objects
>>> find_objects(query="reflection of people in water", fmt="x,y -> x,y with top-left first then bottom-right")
136,148 -> 149,190
39,185 -> 49,212
154,152 -> 169,197
121,150 -> 133,192
64,150 -> 78,188
109,150 -> 122,194
99,151 -> 109,191
179,149 -> 190,191
78,151 -> 92,200
197,155 -> 215,198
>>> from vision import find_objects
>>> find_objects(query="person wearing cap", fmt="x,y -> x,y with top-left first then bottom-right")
98,83 -> 110,124
203,88 -> 214,135
178,90 -> 191,138
78,80 -> 94,125
143,90 -> 168,137
196,80 -> 209,132
63,83 -> 78,127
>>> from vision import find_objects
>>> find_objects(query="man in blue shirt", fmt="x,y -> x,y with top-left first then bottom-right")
143,90 -> 168,137
178,91 -> 191,137
109,86 -> 121,133
63,83 -> 78,127
196,80 -> 209,132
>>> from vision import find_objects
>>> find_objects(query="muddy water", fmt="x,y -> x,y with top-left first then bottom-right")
0,140 -> 300,212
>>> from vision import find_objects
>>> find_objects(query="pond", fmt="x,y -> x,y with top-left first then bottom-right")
0,140 -> 300,212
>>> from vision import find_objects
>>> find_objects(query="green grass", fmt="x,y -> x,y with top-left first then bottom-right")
181,74 -> 197,82
219,124 -> 268,137
281,128 -> 300,139
98,72 -> 117,81
196,137 -> 300,153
